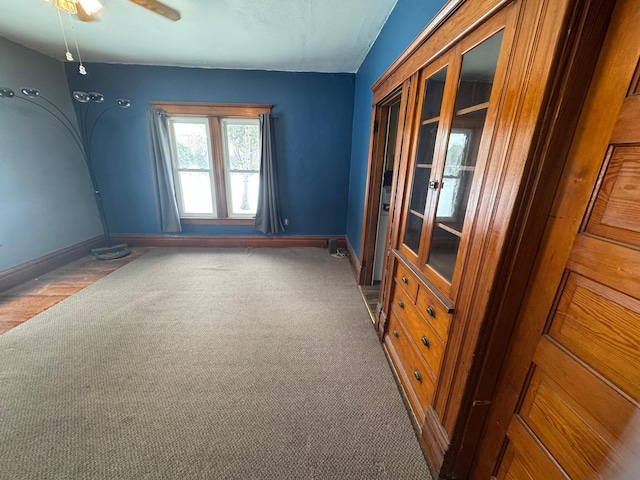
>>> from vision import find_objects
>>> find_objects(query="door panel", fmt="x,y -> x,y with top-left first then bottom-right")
587,146 -> 640,240
548,273 -> 640,400
519,367 -> 630,478
497,417 -> 569,480
489,1 -> 640,477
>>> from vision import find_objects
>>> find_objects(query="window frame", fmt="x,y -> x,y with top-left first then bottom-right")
153,102 -> 272,225
220,117 -> 262,219
167,116 -> 217,218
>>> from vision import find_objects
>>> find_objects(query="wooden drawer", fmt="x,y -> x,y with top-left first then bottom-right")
386,310 -> 436,418
416,282 -> 453,341
395,261 -> 419,303
392,283 -> 445,377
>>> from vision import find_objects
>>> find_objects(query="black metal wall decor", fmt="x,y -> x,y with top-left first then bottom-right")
1,86 -> 131,260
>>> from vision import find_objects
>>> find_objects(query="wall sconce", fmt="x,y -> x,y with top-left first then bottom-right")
1,86 -> 132,260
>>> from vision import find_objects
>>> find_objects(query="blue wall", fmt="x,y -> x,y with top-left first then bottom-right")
65,63 -> 355,236
346,0 -> 447,258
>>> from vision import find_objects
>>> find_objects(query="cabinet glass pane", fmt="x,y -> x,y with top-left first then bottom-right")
438,109 -> 487,232
428,226 -> 460,282
421,69 -> 447,121
403,67 -> 447,254
405,213 -> 424,254
416,122 -> 439,166
427,31 -> 503,282
410,165 -> 432,213
454,32 -> 504,112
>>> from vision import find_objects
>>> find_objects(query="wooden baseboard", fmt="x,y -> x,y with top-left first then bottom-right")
345,236 -> 362,283
110,234 -> 347,249
376,309 -> 388,339
421,405 -> 450,475
0,235 -> 106,292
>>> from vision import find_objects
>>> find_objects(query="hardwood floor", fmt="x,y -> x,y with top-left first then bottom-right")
0,248 -> 148,335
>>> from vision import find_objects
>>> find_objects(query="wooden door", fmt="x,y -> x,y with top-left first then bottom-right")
474,0 -> 640,477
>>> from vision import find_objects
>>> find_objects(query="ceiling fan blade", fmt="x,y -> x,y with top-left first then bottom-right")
129,0 -> 181,21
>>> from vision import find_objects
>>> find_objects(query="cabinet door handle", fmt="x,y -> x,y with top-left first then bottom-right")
393,329 -> 399,338
414,370 -> 422,382
401,275 -> 408,284
428,180 -> 439,190
426,306 -> 436,318
421,335 -> 430,348
398,300 -> 405,309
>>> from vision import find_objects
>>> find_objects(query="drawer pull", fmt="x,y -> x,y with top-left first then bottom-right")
393,329 -> 399,338
426,306 -> 436,318
414,370 -> 422,382
401,275 -> 408,284
421,335 -> 430,348
398,300 -> 405,309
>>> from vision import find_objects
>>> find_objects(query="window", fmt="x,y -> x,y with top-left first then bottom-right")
154,102 -> 271,224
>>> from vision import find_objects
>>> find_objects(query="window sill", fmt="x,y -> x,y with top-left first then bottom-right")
181,218 -> 255,226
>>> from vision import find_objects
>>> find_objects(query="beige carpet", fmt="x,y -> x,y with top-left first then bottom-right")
0,248 -> 431,479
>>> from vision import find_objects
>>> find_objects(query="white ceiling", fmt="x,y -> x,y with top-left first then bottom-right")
0,0 -> 399,73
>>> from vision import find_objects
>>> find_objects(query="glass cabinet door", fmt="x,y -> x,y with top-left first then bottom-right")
425,31 -> 504,283
402,67 -> 448,255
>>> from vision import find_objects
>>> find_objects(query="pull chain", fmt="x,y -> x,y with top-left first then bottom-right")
67,10 -> 87,75
56,7 -> 73,61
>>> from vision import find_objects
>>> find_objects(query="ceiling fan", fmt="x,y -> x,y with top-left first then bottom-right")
49,0 -> 181,22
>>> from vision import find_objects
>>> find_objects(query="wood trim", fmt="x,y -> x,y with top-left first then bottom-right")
151,102 -> 271,116
110,234 -> 347,249
421,405 -> 451,477
435,0 -> 566,431
358,90 -> 404,286
467,0 -> 630,477
180,218 -> 255,226
372,0 -> 512,102
358,101 -> 392,285
0,235 -> 105,293
376,79 -> 419,339
377,76 -> 419,338
446,2 -> 607,454
372,0 -> 465,94
345,236 -> 362,283
424,4 -> 520,441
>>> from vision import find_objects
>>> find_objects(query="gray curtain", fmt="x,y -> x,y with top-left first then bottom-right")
255,113 -> 285,234
147,108 -> 181,233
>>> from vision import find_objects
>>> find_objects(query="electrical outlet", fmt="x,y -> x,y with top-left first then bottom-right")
283,218 -> 289,225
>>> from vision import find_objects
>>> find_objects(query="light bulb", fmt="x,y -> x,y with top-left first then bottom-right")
0,88 -> 15,98
73,91 -> 91,103
89,92 -> 105,103
21,88 -> 41,98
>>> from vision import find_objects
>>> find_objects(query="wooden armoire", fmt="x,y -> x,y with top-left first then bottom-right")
365,0 -> 639,478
